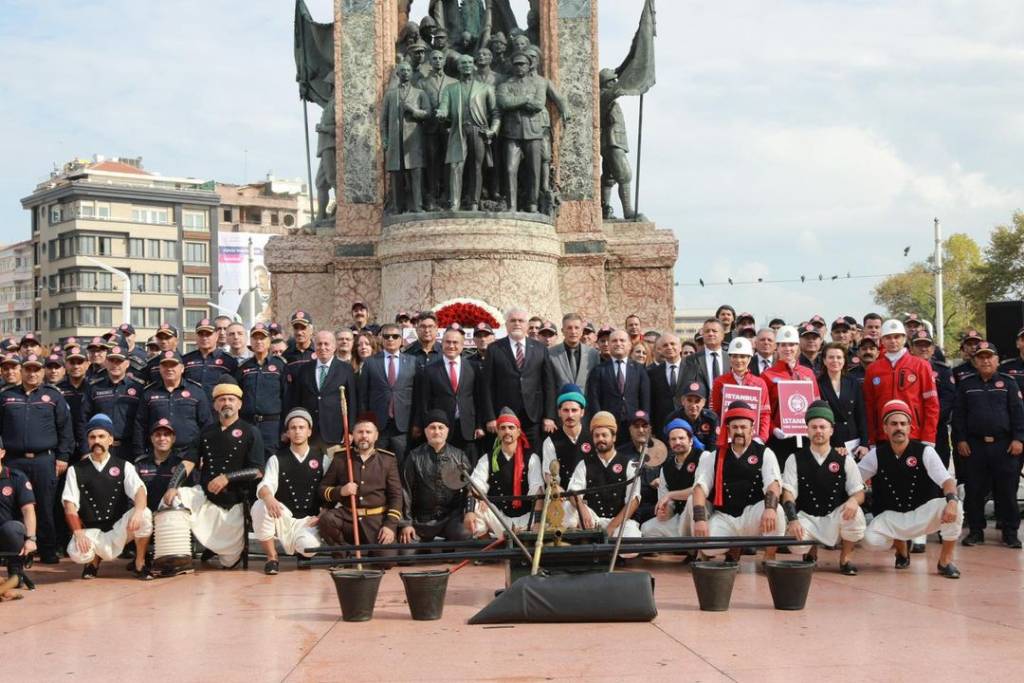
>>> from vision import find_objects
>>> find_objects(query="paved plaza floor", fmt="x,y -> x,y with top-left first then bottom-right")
3,532 -> 1023,682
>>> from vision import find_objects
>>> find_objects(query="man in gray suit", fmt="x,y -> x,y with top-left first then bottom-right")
676,319 -> 726,402
359,323 -> 417,466
550,312 -> 599,394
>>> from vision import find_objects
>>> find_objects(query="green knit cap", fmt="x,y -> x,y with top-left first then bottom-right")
804,400 -> 835,425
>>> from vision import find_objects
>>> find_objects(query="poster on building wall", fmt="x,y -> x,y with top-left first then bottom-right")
218,232 -> 273,326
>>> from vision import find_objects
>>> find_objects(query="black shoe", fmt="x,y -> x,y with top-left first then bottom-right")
741,546 -> 756,555
839,562 -> 858,576
81,563 -> 99,580
200,549 -> 216,563
1003,535 -> 1022,549
910,542 -> 926,554
264,560 -> 279,575
937,562 -> 961,579
39,554 -> 60,565
962,531 -> 984,546
894,553 -> 911,569
131,564 -> 153,581
220,557 -> 242,570
802,553 -> 817,563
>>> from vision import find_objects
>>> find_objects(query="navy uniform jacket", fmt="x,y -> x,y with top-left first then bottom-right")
56,377 -> 89,457
666,406 -> 720,446
136,452 -> 191,511
999,357 -> 1024,393
0,465 -> 35,524
951,372 -> 1024,444
127,346 -> 149,380
133,379 -> 214,459
182,348 -> 238,401
930,359 -> 956,458
0,384 -> 74,461
235,355 -> 288,419
80,376 -> 146,458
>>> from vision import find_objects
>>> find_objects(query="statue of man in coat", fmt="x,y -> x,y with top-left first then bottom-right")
381,61 -> 432,213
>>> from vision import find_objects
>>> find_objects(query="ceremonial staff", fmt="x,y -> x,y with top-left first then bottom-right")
339,385 -> 361,568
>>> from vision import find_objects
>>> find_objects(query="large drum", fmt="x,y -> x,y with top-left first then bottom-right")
153,508 -> 194,577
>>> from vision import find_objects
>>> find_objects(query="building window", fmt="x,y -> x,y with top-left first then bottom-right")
146,307 -> 162,328
271,213 -> 279,226
99,306 -> 114,328
147,274 -> 162,293
184,276 -> 208,295
78,306 -> 96,326
245,209 -> 262,224
163,275 -> 176,292
132,206 -> 170,224
185,308 -> 209,329
183,210 -> 208,231
130,273 -> 145,292
223,208 -> 232,222
50,206 -> 61,225
131,307 -> 144,328
128,238 -> 144,258
163,240 -> 177,260
80,203 -> 95,218
183,241 -> 208,264
163,308 -> 181,328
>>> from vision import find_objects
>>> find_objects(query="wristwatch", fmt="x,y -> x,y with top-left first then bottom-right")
26,535 -> 37,542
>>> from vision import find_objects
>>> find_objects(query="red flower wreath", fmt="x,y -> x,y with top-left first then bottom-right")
436,301 -> 501,330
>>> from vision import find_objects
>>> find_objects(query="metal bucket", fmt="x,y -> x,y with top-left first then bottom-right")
400,569 -> 450,620
691,561 -> 738,611
764,560 -> 815,610
331,569 -> 384,622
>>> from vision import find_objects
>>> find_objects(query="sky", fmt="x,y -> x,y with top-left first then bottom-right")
1,0 -> 1022,326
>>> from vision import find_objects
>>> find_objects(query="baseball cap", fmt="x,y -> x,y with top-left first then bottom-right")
799,323 -> 821,338
290,310 -> 313,327
158,350 -> 183,365
682,381 -> 707,399
194,318 -> 216,333
155,323 -> 179,338
473,322 -> 494,337
974,340 -> 998,357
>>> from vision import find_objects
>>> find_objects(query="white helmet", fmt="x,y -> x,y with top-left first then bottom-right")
880,319 -> 906,337
727,337 -> 753,356
774,325 -> 800,344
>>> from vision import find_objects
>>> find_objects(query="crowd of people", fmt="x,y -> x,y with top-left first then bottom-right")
1,300 -> 1022,601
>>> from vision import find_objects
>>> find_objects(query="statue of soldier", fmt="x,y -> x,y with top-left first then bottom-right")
314,79 -> 336,224
496,52 -> 547,213
437,54 -> 500,211
525,46 -> 569,215
382,61 -> 431,213
599,68 -> 635,219
416,50 -> 457,211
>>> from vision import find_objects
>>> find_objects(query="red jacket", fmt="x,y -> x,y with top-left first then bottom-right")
711,372 -> 771,446
862,350 -> 939,445
761,360 -> 821,430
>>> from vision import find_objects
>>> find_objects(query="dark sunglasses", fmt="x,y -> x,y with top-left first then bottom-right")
382,333 -> 401,340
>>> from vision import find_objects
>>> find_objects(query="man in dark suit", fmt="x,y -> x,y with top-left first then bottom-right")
649,333 -> 683,432
677,319 -> 725,401
586,329 -> 651,441
549,313 -> 600,393
416,327 -> 485,458
287,330 -> 357,449
750,327 -> 777,377
482,307 -> 556,451
359,323 -> 417,465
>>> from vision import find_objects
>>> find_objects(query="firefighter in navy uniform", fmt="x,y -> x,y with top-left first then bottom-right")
999,326 -> 1024,393
56,345 -> 90,459
135,419 -> 191,513
283,311 -> 316,407
847,336 -> 878,386
115,323 -> 149,381
0,434 -> 38,600
84,337 -> 109,382
951,329 -> 982,383
183,318 -> 238,402
235,322 -> 287,459
62,414 -> 152,579
666,382 -> 720,451
141,323 -> 181,384
908,329 -> 956,464
0,354 -> 74,564
81,346 -> 145,461
953,341 -> 1024,549
133,351 -> 214,462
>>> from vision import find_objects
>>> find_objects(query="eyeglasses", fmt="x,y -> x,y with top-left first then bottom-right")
382,334 -> 401,340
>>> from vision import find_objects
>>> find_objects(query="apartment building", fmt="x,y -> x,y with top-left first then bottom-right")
21,155 -> 220,348
0,240 -> 35,337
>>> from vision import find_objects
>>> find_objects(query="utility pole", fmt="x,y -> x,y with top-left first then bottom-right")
934,218 -> 944,349
83,256 -> 130,327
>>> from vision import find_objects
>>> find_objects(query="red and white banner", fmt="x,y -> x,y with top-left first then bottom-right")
777,380 -> 816,437
721,384 -> 763,424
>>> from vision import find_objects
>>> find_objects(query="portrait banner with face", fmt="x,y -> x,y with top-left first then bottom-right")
777,380 -> 816,437
217,232 -> 273,326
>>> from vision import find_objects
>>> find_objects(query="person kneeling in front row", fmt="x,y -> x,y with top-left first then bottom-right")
62,414 -> 152,580
858,399 -> 963,578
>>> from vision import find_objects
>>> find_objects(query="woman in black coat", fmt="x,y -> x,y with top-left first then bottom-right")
816,343 -> 869,459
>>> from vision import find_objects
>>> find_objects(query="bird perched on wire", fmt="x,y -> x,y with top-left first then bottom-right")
903,246 -> 911,256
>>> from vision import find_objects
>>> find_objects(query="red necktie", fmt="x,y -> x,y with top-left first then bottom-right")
387,355 -> 397,386
515,342 -> 525,369
449,360 -> 459,393
616,360 -> 625,394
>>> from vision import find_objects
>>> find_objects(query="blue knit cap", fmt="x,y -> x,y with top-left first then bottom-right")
557,383 -> 587,409
85,413 -> 115,436
663,418 -> 704,452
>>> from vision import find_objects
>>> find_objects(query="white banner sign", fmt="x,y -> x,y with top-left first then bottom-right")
217,232 -> 273,326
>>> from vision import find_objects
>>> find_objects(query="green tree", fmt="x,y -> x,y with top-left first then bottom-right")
872,232 -> 984,355
968,211 -> 1024,302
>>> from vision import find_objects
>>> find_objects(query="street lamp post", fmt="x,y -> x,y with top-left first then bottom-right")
82,256 -> 130,326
